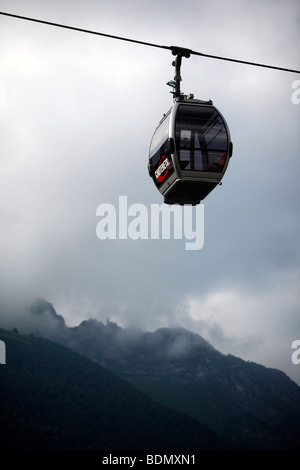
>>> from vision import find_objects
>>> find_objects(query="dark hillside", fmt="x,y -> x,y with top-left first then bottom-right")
0,328 -> 222,450
4,298 -> 300,450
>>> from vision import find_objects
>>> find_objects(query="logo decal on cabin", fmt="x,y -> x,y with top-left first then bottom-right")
155,155 -> 170,182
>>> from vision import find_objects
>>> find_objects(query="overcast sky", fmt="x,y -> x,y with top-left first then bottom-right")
0,0 -> 299,384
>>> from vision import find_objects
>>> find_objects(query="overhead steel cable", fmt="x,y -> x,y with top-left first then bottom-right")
0,12 -> 171,51
1,11 -> 300,74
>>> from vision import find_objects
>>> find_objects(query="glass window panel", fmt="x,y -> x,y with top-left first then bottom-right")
206,152 -> 227,172
204,115 -> 228,151
175,104 -> 228,172
150,113 -> 171,157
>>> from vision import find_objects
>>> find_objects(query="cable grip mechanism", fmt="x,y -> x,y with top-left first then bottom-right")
167,46 -> 193,101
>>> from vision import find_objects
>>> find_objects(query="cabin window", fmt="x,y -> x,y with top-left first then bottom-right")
175,105 -> 228,172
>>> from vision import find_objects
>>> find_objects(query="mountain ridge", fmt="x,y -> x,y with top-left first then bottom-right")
4,298 -> 300,449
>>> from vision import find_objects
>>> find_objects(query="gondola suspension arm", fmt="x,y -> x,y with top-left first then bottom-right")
167,47 -> 194,101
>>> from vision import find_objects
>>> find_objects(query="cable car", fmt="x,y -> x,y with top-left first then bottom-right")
148,97 -> 233,205
148,49 -> 233,205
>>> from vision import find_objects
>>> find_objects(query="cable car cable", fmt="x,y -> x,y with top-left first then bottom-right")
1,11 -> 300,75
0,12 -> 170,52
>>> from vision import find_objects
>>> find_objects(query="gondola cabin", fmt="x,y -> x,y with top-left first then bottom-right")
148,98 -> 233,205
